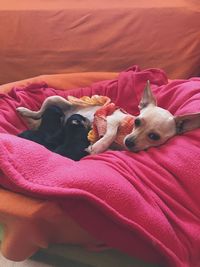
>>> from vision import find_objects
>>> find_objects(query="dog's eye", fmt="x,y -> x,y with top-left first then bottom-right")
148,132 -> 160,141
71,120 -> 79,125
135,118 -> 141,127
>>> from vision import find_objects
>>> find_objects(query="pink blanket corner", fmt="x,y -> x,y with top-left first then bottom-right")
0,66 -> 199,267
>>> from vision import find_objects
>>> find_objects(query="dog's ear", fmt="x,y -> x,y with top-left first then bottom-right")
175,112 -> 200,134
139,80 -> 157,110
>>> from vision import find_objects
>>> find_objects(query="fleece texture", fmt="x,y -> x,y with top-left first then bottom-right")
0,66 -> 199,267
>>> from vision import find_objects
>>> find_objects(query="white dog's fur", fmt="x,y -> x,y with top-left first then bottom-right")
17,82 -> 200,154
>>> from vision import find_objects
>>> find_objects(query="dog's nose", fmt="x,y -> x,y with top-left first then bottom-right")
125,138 -> 135,148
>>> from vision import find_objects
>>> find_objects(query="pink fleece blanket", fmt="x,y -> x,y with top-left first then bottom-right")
0,66 -> 199,267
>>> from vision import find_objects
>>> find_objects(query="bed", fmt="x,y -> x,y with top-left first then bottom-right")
0,1 -> 200,267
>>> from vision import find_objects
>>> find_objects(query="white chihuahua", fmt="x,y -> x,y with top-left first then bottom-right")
17,81 -> 200,154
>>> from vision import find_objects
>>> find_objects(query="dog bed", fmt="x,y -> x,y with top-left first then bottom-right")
0,66 -> 199,267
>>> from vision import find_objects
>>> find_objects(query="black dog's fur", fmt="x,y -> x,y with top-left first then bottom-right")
54,114 -> 91,161
18,106 -> 64,150
18,106 -> 91,160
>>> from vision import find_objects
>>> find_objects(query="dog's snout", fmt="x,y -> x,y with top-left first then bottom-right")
125,138 -> 135,148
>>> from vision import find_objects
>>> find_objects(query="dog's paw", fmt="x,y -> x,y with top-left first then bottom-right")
85,145 -> 94,154
16,107 -> 30,117
86,144 -> 104,155
85,145 -> 100,155
16,107 -> 40,119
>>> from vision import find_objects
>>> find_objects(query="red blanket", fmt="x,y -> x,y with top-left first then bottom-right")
0,66 -> 199,267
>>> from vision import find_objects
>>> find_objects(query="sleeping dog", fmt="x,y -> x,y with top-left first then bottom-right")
18,106 -> 64,151
54,114 -> 91,160
18,106 -> 91,160
17,82 -> 200,154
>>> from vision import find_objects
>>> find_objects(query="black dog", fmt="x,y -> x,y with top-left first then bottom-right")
54,114 -> 91,161
18,106 -> 64,150
18,106 -> 91,160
